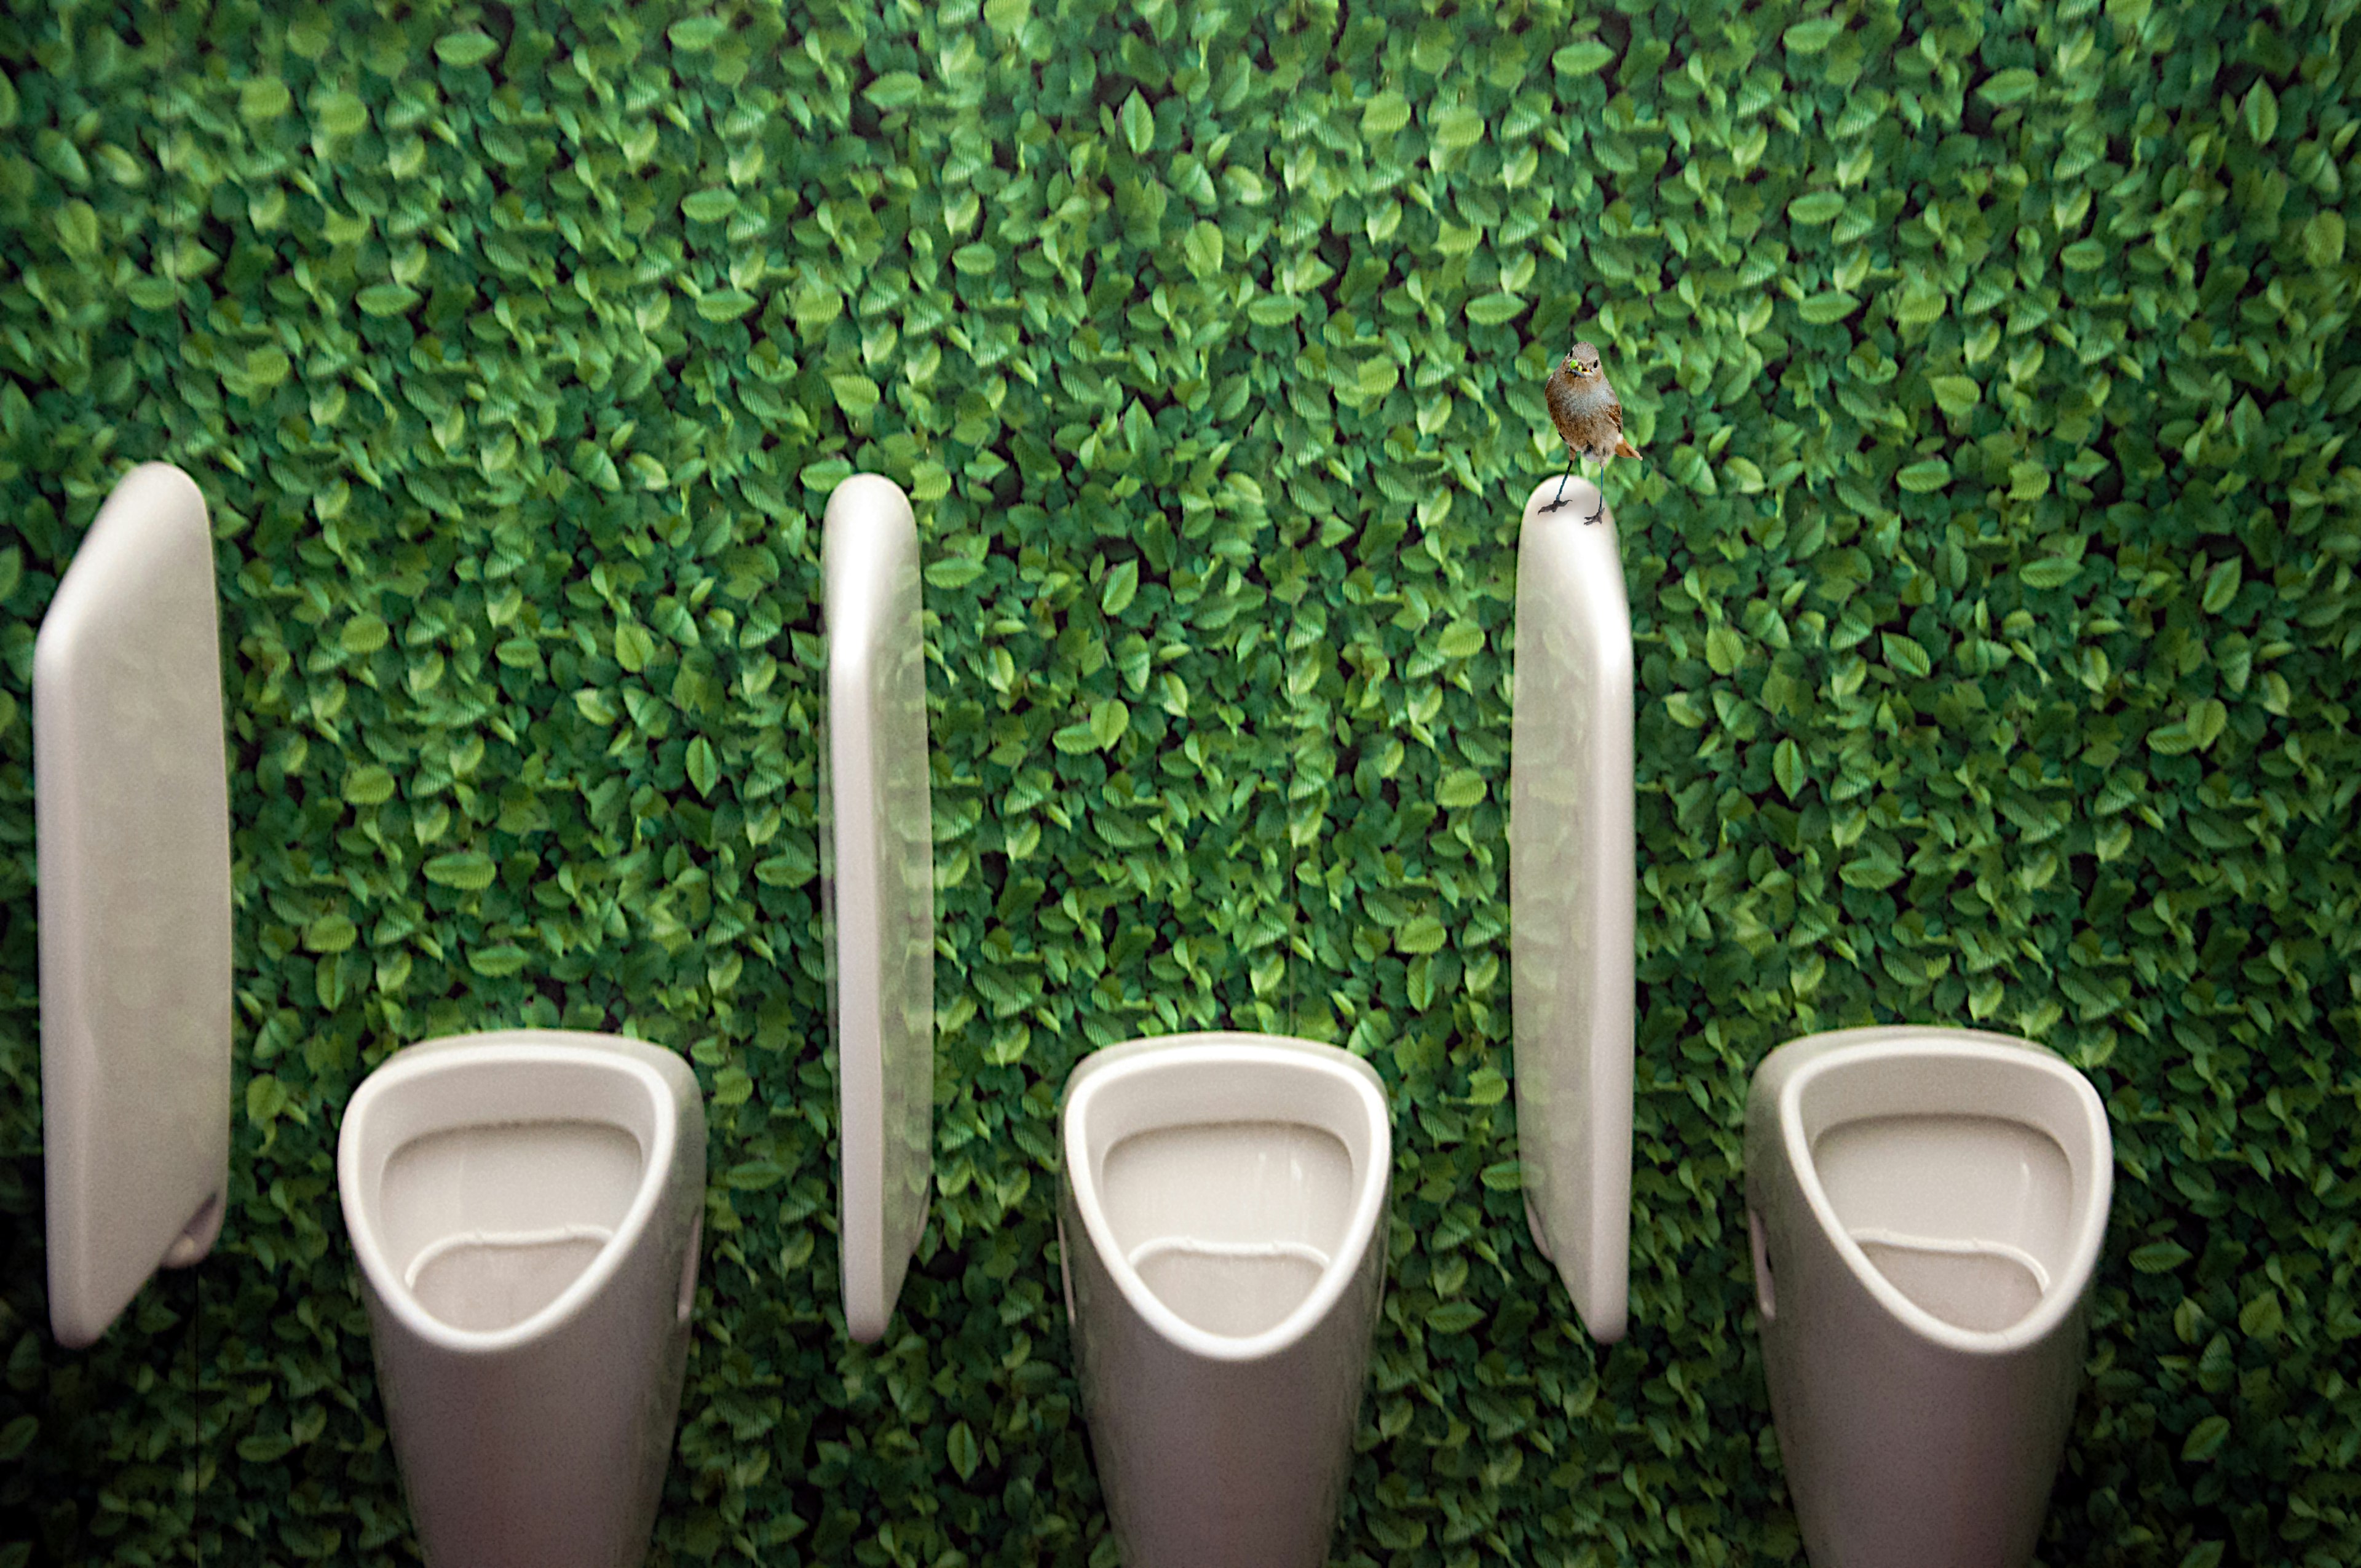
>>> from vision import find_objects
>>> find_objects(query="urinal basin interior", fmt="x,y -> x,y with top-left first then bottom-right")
343,1042 -> 679,1341
1101,1120 -> 1355,1338
1789,1044 -> 2108,1338
381,1120 -> 644,1333
1813,1114 -> 2069,1332
1066,1034 -> 1392,1352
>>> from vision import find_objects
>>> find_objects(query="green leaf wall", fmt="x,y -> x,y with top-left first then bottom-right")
3,0 -> 2359,1564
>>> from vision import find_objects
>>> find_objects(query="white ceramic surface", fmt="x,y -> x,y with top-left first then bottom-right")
35,462 -> 232,1348
1745,1026 -> 2113,1568
821,473 -> 935,1343
338,1031 -> 706,1568
1508,475 -> 1635,1343
1058,1033 -> 1392,1568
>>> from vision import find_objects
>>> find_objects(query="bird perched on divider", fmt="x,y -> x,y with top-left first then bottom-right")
1542,339 -> 1641,524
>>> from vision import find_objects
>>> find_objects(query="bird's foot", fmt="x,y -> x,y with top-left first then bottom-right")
1582,502 -> 1604,526
1538,497 -> 1568,513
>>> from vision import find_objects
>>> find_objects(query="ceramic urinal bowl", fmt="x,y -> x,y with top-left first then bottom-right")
1058,1032 -> 1393,1568
338,1031 -> 706,1568
1744,1026 -> 2113,1568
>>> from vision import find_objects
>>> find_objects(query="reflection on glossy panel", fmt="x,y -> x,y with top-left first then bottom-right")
1508,477 -> 1635,1344
823,473 -> 935,1342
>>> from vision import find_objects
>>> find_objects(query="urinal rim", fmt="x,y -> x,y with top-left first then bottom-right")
338,1030 -> 687,1356
1061,1031 -> 1393,1364
1773,1027 -> 2113,1356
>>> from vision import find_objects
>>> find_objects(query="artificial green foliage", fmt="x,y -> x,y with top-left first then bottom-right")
3,0 -> 2360,1564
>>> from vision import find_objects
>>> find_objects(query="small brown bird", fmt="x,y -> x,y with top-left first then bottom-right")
1543,339 -> 1642,523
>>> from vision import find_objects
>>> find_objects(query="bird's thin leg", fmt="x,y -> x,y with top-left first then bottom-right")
1541,459 -> 1575,512
1583,459 -> 1607,526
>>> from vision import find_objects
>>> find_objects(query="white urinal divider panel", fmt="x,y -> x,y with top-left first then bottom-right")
822,473 -> 935,1343
1509,475 -> 1636,1344
36,462 -> 233,1348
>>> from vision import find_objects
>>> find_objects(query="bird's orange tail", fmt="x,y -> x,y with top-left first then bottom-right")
1615,438 -> 1642,461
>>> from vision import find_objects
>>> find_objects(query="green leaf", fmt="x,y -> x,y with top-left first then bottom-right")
947,1421 -> 981,1481
669,15 -> 729,50
239,77 -> 292,122
467,943 -> 529,978
2181,1414 -> 2231,1463
1552,41 -> 1615,76
1120,90 -> 1154,156
682,188 -> 738,224
1466,292 -> 1529,327
2061,240 -> 2106,272
1088,698 -> 1129,750
2304,211 -> 2346,269
696,288 -> 759,322
55,200 -> 98,259
1425,1301 -> 1485,1334
1788,191 -> 1845,226
615,622 -> 657,673
1881,632 -> 1932,680
1437,769 -> 1486,809
1978,68 -> 2040,106
1705,625 -> 1744,676
0,1416 -> 36,1463
2244,80 -> 2279,145
865,71 -> 924,111
1100,560 -> 1139,616
1798,289 -> 1860,324
1398,916 -> 1448,955
1436,620 -> 1485,660
686,736 -> 720,798
245,1074 -> 290,1125
314,90 -> 369,138
2129,1240 -> 2192,1273
357,282 -> 420,317
1773,738 -> 1805,801
424,850 -> 497,891
2019,556 -> 2079,590
342,766 -> 396,806
1783,17 -> 1845,53
1896,457 -> 1952,493
341,614 -> 390,654
830,374 -> 881,422
1362,91 -> 1411,135
2201,556 -> 2242,614
1182,220 -> 1223,280
1433,105 -> 1484,151
434,29 -> 502,68
303,914 -> 357,954
1929,376 -> 1980,417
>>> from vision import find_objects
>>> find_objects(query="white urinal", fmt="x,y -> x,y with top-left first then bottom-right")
36,462 -> 232,1348
338,1031 -> 706,1568
1057,1032 -> 1393,1568
1744,1026 -> 2113,1568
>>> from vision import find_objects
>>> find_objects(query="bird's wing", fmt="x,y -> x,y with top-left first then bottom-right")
1608,397 -> 1642,459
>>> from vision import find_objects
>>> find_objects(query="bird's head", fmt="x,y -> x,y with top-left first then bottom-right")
1564,340 -> 1602,378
